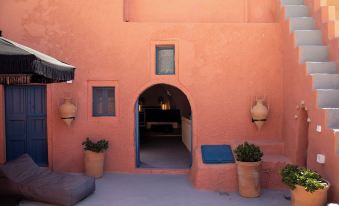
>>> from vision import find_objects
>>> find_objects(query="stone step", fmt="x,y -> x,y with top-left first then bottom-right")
284,5 -> 309,19
281,0 -> 304,5
324,108 -> 339,129
306,62 -> 337,74
299,46 -> 328,63
290,17 -> 315,32
312,74 -> 339,89
317,89 -> 339,108
295,30 -> 323,46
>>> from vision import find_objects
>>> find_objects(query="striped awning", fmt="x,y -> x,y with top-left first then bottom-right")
0,37 -> 75,84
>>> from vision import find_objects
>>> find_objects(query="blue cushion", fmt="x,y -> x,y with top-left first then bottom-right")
201,145 -> 235,164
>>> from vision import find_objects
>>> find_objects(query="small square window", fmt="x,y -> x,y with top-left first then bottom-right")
156,45 -> 175,75
93,87 -> 115,116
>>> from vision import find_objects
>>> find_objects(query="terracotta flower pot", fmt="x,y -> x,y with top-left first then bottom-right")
291,183 -> 330,206
236,161 -> 261,197
84,150 -> 105,178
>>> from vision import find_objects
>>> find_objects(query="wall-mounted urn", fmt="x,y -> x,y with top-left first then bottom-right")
251,97 -> 269,130
59,98 -> 77,127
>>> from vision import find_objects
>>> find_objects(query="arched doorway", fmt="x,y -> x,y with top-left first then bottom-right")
135,84 -> 192,169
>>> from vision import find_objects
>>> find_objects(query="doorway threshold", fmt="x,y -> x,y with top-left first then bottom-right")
135,168 -> 190,175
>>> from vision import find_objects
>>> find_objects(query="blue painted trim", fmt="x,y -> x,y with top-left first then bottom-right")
135,100 -> 141,167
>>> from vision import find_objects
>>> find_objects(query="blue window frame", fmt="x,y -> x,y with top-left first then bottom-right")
156,45 -> 175,75
93,87 -> 115,116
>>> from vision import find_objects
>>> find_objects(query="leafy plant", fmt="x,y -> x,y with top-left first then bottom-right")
234,142 -> 263,162
280,164 -> 328,193
82,138 -> 109,153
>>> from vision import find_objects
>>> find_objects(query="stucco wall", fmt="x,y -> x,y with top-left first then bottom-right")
125,0 -> 279,23
0,0 -> 283,174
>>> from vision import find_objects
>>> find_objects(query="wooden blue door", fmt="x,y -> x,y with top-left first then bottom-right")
5,86 -> 48,166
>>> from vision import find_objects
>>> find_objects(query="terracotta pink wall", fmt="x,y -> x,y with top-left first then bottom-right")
1,0 -> 338,200
125,0 -> 278,23
0,0 -> 284,174
280,4 -> 339,201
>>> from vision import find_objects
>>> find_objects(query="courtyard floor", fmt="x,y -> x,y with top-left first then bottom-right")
20,173 -> 291,206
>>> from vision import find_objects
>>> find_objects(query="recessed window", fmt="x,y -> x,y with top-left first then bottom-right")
156,45 -> 175,75
93,87 -> 115,116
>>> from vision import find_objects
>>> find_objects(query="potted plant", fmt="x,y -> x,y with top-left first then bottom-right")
234,141 -> 263,197
82,137 -> 109,178
280,164 -> 330,206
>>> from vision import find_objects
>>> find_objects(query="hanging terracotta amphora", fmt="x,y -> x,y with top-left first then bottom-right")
251,97 -> 269,130
59,98 -> 77,127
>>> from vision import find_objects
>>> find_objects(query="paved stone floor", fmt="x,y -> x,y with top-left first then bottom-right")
20,173 -> 291,206
140,137 -> 191,169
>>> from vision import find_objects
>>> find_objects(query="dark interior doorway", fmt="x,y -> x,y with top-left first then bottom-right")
136,84 -> 192,169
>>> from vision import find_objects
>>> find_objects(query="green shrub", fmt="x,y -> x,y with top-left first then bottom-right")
82,137 -> 109,153
280,164 -> 328,193
234,141 -> 263,162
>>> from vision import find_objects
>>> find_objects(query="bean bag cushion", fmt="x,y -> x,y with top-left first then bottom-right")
0,154 -> 95,206
0,195 -> 21,206
0,163 -> 21,196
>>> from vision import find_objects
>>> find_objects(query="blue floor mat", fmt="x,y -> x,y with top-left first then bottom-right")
201,145 -> 235,164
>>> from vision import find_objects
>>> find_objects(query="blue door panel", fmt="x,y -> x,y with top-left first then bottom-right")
6,140 -> 26,161
7,87 -> 25,114
27,117 -> 46,139
27,86 -> 46,115
29,140 -> 48,165
6,120 -> 26,137
5,86 -> 48,166
27,116 -> 47,166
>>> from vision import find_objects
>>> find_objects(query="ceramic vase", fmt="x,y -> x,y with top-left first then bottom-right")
59,98 -> 77,127
251,98 -> 269,130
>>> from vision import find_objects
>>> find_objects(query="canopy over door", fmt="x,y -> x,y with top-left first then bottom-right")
0,37 -> 75,84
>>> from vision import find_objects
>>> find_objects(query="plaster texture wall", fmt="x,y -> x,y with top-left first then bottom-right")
125,0 -> 279,23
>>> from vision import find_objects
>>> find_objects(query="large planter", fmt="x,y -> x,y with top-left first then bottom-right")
291,183 -> 330,206
84,150 -> 105,178
236,161 -> 261,197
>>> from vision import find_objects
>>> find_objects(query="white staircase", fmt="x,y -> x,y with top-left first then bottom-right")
281,0 -> 339,152
295,30 -> 323,45
289,17 -> 315,31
